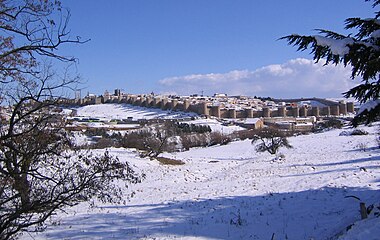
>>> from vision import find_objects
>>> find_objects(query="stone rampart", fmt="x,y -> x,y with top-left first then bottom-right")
68,95 -> 355,119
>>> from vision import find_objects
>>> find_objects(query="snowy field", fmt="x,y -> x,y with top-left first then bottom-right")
21,105 -> 380,239
74,103 -> 198,120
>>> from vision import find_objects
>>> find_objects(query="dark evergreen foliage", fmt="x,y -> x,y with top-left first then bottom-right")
281,0 -> 380,126
176,122 -> 212,134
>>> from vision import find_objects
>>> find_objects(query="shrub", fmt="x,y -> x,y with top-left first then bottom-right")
209,132 -> 231,146
339,131 -> 351,136
83,128 -> 109,138
93,138 -> 117,149
356,143 -> 368,152
231,129 -> 256,141
314,119 -> 343,132
339,129 -> 369,136
176,122 -> 212,134
351,129 -> 369,135
181,133 -> 209,150
121,131 -> 150,150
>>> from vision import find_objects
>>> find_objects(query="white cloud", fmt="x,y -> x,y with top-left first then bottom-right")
158,58 -> 358,98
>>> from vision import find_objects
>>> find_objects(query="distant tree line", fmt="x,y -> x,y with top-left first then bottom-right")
175,122 -> 212,134
81,121 -> 227,156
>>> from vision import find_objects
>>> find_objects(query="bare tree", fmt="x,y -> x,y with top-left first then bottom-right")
0,1 -> 141,239
251,127 -> 293,155
0,0 -> 88,83
141,121 -> 179,158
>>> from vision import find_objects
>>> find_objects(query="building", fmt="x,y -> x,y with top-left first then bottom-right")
239,118 -> 264,129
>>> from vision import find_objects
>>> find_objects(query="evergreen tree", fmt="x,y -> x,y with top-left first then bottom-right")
282,0 -> 380,126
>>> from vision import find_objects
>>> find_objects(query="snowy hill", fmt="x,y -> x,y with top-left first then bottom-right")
21,105 -> 380,239
74,103 -> 197,120
23,128 -> 380,239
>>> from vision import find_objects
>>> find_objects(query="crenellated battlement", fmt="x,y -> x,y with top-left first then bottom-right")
60,92 -> 356,119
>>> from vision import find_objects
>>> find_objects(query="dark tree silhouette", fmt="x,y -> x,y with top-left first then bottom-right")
251,128 -> 292,155
0,1 -> 141,239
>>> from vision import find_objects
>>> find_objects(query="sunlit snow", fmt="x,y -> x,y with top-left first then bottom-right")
21,105 -> 380,240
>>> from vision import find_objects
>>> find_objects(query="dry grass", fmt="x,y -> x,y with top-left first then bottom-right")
155,157 -> 185,165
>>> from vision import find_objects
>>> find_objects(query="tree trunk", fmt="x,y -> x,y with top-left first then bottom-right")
13,173 -> 31,209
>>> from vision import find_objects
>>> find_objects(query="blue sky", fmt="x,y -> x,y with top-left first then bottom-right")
62,0 -> 376,98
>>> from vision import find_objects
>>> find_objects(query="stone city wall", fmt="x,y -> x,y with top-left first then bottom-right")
61,94 -> 355,119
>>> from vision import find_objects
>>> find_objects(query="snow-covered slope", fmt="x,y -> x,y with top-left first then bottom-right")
22,123 -> 380,239
74,103 -> 197,120
70,103 -> 243,133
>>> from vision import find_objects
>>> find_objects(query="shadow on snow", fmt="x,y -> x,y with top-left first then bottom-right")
40,187 -> 380,240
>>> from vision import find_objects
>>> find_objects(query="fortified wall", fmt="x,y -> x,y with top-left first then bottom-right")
189,101 -> 354,118
63,94 -> 355,119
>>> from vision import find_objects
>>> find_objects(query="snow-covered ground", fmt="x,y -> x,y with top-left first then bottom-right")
73,103 -> 197,120
186,118 -> 244,134
19,104 -> 380,239
21,118 -> 380,239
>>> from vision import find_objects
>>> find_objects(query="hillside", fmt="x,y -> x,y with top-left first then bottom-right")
21,105 -> 380,239
74,103 -> 197,120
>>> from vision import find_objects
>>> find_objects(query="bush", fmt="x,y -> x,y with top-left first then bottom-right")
176,122 -> 212,134
339,129 -> 369,136
181,133 -> 209,150
351,129 -> 369,135
93,138 -> 117,149
232,129 -> 256,141
314,119 -> 343,132
356,142 -> 368,151
209,132 -> 231,146
83,128 -> 109,138
339,131 -> 351,136
121,131 -> 150,150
